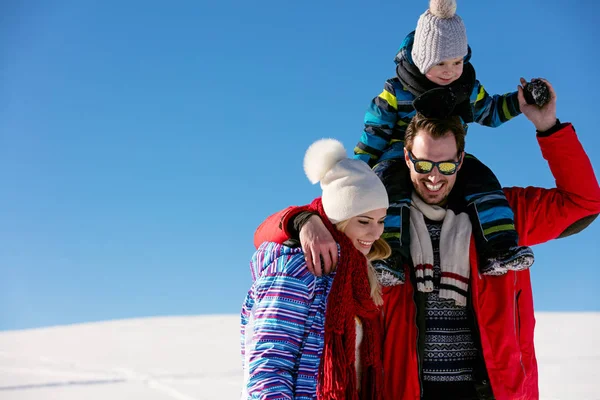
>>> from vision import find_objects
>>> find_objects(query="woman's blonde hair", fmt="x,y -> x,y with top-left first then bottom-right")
335,219 -> 392,306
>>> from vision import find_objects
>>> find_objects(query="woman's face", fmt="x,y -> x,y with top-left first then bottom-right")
342,208 -> 387,255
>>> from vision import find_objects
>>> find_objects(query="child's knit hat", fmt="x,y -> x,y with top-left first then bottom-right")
304,139 -> 389,224
412,0 -> 468,74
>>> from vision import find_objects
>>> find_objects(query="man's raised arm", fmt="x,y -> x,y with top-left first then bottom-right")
506,78 -> 600,246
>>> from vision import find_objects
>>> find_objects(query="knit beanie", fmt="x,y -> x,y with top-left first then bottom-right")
412,0 -> 468,74
304,139 -> 389,224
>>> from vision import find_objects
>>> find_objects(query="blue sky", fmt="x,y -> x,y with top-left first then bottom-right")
1,0 -> 599,330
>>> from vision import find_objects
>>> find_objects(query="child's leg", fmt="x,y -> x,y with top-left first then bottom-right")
458,154 -> 535,275
372,158 -> 412,286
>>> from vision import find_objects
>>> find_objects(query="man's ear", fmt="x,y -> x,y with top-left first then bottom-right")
404,148 -> 411,168
457,151 -> 465,171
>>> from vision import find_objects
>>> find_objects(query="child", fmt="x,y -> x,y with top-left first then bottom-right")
354,0 -> 534,284
241,139 -> 391,399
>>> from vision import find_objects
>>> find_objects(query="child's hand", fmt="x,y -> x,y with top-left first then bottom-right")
518,77 -> 557,132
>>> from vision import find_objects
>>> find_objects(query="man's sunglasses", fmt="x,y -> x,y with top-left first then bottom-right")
407,151 -> 462,175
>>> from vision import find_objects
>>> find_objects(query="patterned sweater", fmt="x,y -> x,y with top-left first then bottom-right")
354,32 -> 521,166
240,242 -> 334,399
421,218 -> 479,399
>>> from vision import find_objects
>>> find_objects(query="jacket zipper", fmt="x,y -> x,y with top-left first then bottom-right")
514,272 -> 526,377
470,290 -> 494,399
412,293 -> 423,398
410,270 -> 423,398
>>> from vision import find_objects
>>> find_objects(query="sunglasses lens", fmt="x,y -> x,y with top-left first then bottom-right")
415,161 -> 433,173
438,162 -> 457,174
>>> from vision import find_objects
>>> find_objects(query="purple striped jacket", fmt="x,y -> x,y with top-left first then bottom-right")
240,241 -> 334,399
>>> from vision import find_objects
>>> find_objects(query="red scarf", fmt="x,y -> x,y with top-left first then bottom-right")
308,198 -> 384,400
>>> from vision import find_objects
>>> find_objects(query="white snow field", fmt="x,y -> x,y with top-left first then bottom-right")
0,313 -> 598,399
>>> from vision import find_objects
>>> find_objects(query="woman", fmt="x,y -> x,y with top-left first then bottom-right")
241,138 -> 391,399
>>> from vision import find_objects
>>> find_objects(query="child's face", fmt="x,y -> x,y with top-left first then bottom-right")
425,57 -> 464,86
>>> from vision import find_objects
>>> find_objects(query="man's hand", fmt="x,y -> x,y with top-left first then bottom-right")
299,215 -> 338,276
518,77 -> 557,132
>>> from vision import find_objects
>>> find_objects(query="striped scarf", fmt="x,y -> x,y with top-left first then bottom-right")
409,193 -> 472,307
308,198 -> 383,400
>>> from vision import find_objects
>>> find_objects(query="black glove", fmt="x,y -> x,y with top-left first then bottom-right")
412,87 -> 458,119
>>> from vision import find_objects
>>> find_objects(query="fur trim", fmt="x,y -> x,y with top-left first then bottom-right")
429,0 -> 457,19
304,138 -> 347,184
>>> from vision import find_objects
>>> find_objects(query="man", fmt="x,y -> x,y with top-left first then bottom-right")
252,80 -> 600,399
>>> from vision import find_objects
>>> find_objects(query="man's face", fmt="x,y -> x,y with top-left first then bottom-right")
404,130 -> 463,205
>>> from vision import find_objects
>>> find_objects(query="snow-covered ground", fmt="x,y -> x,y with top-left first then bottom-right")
0,313 -> 598,399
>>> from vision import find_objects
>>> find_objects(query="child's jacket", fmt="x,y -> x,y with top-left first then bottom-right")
354,31 -> 521,166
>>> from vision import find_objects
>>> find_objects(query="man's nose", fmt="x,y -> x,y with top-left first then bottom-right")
427,169 -> 441,183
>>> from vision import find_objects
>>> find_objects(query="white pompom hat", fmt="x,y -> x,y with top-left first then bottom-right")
304,138 -> 389,224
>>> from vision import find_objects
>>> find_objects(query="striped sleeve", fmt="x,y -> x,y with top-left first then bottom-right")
472,80 -> 522,128
245,254 -> 314,399
354,80 -> 400,166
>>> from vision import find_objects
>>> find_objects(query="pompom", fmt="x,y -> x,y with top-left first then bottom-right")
429,0 -> 457,18
303,138 -> 347,184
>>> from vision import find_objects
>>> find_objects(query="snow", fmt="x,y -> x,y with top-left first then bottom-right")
0,313 -> 598,399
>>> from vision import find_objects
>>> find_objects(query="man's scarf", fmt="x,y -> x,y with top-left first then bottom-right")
409,194 -> 472,306
308,198 -> 383,399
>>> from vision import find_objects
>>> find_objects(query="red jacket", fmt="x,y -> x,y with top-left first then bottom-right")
253,124 -> 600,399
